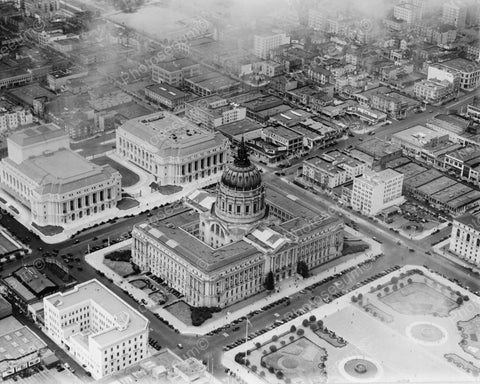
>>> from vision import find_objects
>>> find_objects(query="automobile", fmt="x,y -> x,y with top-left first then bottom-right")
177,343 -> 183,349
299,290 -> 307,294
429,109 -> 433,113
74,239 -> 80,244
425,251 -> 431,255
409,248 -> 415,252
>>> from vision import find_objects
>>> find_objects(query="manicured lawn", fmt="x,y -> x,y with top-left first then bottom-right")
118,198 -> 139,210
103,259 -> 134,277
31,222 -> 64,236
92,156 -> 140,187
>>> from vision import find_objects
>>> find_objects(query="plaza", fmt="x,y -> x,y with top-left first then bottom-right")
224,265 -> 480,383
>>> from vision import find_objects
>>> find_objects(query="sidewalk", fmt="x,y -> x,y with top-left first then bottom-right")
85,235 -> 382,336
432,238 -> 480,275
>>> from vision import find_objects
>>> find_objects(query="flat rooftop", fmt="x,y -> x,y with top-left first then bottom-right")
8,123 -> 66,147
136,208 -> 261,273
356,138 -> 401,159
119,111 -> 226,157
45,279 -> 149,347
217,119 -> 263,139
145,83 -> 188,101
442,58 -> 480,72
4,149 -> 118,194
416,176 -> 457,196
393,125 -> 447,147
3,276 -> 37,302
404,168 -> 443,189
154,57 -> 198,73
0,317 -> 47,372
264,125 -> 303,140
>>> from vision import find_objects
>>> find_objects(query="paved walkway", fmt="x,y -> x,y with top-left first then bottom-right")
433,239 -> 480,275
85,227 -> 382,336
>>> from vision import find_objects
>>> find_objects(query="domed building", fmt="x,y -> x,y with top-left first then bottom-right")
132,139 -> 344,308
200,139 -> 268,248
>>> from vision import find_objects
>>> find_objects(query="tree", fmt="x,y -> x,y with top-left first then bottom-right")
464,295 -> 470,302
407,278 -> 413,284
269,345 -> 277,352
391,276 -> 399,285
351,295 -> 358,303
297,260 -> 309,278
276,371 -> 284,379
272,335 -> 279,342
302,319 -> 309,327
264,271 -> 275,291
310,323 -> 318,331
297,329 -> 305,336
309,315 -> 316,322
290,325 -> 296,333
457,296 -> 464,305
317,320 -> 323,328
251,365 -> 257,372
261,361 -> 267,368
268,366 -> 275,373
289,335 -> 295,341
384,287 -> 390,293
255,342 -> 261,348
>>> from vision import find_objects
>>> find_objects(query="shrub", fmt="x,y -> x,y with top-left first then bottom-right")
407,278 -> 413,284
272,335 -> 279,342
317,320 -> 323,328
251,365 -> 257,372
255,342 -> 261,348
289,335 -> 295,341
351,295 -> 357,303
390,276 -> 399,285
464,295 -> 470,301
245,360 -> 250,367
384,287 -> 390,293
268,367 -> 275,373
399,282 -> 404,288
393,285 -> 398,291
261,361 -> 267,368
457,296 -> 464,305
260,371 -> 266,377
234,352 -> 246,364
280,340 -> 286,346
310,323 -> 318,331
276,371 -> 284,379
269,345 -> 277,352
290,325 -> 296,333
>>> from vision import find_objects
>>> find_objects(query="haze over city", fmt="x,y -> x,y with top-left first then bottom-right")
0,0 -> 479,384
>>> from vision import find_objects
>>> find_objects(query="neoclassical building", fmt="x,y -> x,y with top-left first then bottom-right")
0,124 -> 121,227
116,112 -> 229,187
132,141 -> 343,307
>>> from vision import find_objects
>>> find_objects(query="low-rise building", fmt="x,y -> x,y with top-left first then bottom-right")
185,95 -> 246,131
466,97 -> 480,124
391,125 -> 450,157
144,83 -> 188,112
0,98 -> 32,132
303,151 -> 366,189
116,112 -> 229,186
450,213 -> 480,265
0,316 -> 47,379
44,279 -> 149,380
261,125 -> 303,155
414,79 -> 455,104
0,124 -> 122,226
351,169 -> 404,216
151,58 -> 200,87
433,59 -> 480,91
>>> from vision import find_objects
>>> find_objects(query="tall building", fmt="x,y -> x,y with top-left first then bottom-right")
393,0 -> 423,23
442,0 -> 467,28
351,169 -> 404,216
116,112 -> 229,187
132,140 -> 344,308
43,279 -> 149,380
254,32 -> 290,59
449,214 -> 480,265
0,124 -> 122,227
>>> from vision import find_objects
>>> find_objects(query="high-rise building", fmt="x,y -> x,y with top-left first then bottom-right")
43,279 -> 149,380
442,0 -> 467,28
254,32 -> 290,59
393,0 -> 423,23
351,169 -> 404,216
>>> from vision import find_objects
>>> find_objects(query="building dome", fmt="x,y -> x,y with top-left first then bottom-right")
214,138 -> 266,225
220,139 -> 262,191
